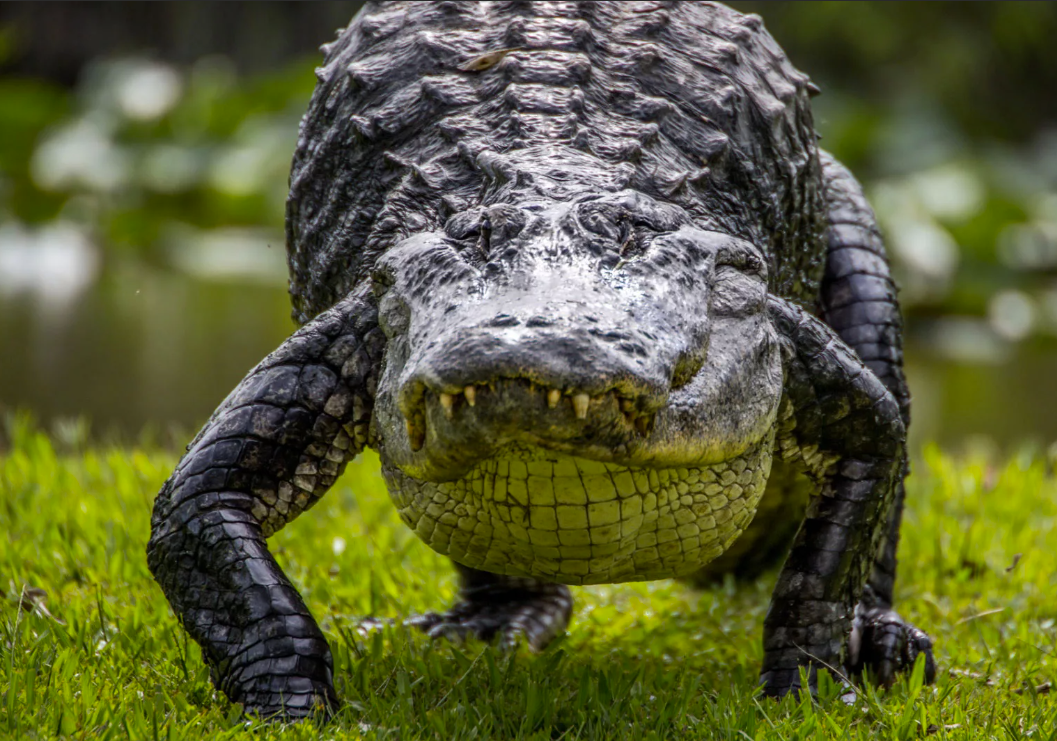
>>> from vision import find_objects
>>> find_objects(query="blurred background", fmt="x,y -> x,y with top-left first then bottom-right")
0,1 -> 1055,451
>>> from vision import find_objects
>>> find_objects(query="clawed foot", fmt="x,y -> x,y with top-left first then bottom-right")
214,617 -> 339,722
759,665 -> 818,701
222,661 -> 338,722
848,603 -> 936,687
407,581 -> 572,651
760,599 -> 935,701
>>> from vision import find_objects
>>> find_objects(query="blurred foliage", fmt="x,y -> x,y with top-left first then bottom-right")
0,54 -> 315,275
734,1 -> 1057,355
734,2 -> 1057,148
0,3 -> 1056,352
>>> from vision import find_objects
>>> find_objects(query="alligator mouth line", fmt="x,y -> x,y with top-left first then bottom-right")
402,377 -> 658,451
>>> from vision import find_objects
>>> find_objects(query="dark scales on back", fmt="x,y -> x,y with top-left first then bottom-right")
147,1 -> 935,720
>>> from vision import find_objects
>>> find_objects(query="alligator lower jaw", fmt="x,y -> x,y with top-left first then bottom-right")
382,435 -> 775,585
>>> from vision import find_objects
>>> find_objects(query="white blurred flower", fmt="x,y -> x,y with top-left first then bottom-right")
31,118 -> 130,192
909,163 -> 985,222
887,220 -> 960,280
997,222 -> 1057,270
163,224 -> 287,283
114,61 -> 183,121
989,290 -> 1035,341
207,119 -> 292,198
140,144 -> 203,192
0,222 -> 99,305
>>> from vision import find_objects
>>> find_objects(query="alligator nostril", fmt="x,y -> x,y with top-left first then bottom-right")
489,314 -> 521,327
588,328 -> 631,342
618,341 -> 648,358
525,316 -> 553,328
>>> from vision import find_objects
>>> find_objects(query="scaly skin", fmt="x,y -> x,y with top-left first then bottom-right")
761,296 -> 906,695
147,288 -> 384,718
385,434 -> 774,584
407,563 -> 573,651
148,1 -> 936,720
818,152 -> 934,685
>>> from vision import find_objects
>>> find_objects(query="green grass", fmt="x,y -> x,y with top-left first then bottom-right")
1,414 -> 1055,740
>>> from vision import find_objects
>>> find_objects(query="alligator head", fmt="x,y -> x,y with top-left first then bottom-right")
371,148 -> 784,484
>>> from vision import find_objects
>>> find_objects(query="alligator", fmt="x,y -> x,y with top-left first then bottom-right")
147,0 -> 935,720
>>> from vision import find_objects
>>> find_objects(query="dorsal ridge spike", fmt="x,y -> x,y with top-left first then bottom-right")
741,13 -> 764,31
474,149 -> 517,183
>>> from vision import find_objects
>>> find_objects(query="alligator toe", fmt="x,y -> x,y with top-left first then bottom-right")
848,603 -> 936,687
407,582 -> 572,651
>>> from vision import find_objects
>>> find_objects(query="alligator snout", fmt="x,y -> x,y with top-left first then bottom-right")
395,315 -> 674,465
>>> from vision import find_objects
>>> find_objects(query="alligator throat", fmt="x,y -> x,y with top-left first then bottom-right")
384,434 -> 775,585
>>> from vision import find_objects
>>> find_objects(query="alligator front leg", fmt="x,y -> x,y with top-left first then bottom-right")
760,296 -> 910,698
819,152 -> 935,687
147,288 -> 382,720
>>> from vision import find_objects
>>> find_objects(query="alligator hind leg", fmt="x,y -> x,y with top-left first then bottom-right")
819,152 -> 935,686
147,288 -> 382,720
408,563 -> 572,651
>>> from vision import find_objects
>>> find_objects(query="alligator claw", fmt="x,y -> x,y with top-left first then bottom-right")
758,604 -> 935,703
407,583 -> 572,651
227,664 -> 339,722
759,666 -> 815,701
848,604 -> 936,687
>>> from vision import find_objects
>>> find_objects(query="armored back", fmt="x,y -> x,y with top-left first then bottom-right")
286,0 -> 826,324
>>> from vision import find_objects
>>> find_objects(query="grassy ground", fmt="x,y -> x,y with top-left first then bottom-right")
1,414 -> 1055,740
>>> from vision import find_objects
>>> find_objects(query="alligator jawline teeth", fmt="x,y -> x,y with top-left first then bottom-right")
417,379 -> 654,439
572,393 -> 590,419
439,392 -> 455,419
406,417 -> 425,451
547,388 -> 561,408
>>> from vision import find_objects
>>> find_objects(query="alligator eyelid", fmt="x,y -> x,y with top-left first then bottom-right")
716,247 -> 765,276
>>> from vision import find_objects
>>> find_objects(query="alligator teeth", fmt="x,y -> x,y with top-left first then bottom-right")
464,385 -> 476,407
634,414 -> 652,437
572,393 -> 590,420
406,418 -> 425,451
439,393 -> 454,419
547,388 -> 561,408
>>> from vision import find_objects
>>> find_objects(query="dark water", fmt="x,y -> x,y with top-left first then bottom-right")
2,258 -> 1056,451
0,257 -> 293,444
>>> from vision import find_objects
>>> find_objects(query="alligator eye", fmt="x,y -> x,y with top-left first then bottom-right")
716,244 -> 767,279
444,209 -> 482,240
618,218 -> 659,261
578,203 -> 624,242
617,219 -> 638,257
